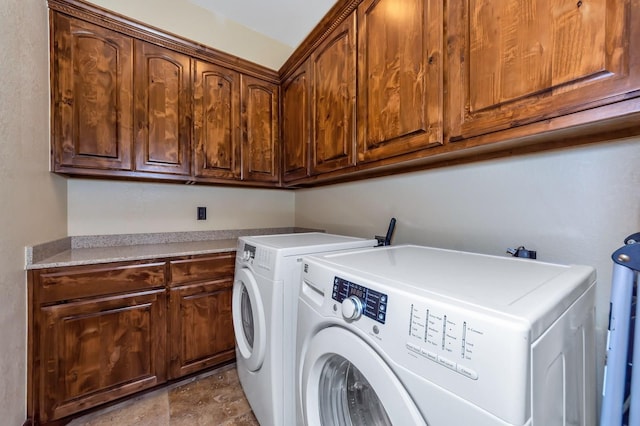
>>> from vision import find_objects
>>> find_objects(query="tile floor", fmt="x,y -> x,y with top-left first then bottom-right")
67,363 -> 259,426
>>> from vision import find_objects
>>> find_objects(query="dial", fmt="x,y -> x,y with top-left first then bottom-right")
342,296 -> 363,320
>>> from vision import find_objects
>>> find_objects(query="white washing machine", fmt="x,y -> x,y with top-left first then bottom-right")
232,232 -> 377,426
296,245 -> 597,426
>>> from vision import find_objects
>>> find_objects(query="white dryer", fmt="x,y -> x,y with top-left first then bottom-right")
232,232 -> 377,426
296,245 -> 597,426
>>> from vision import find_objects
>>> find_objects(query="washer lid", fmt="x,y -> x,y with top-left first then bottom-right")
308,245 -> 595,337
240,233 -> 377,256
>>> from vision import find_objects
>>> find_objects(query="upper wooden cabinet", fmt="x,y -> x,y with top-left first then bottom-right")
52,13 -> 133,171
50,0 -> 640,188
241,75 -> 280,183
49,1 -> 281,187
282,60 -> 311,182
446,0 -> 640,141
310,13 -> 357,175
134,41 -> 191,175
356,0 -> 443,163
193,61 -> 241,180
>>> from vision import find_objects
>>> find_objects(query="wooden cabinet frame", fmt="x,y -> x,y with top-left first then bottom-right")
282,60 -> 311,182
49,0 -> 640,187
356,0 -> 443,163
49,0 -> 281,187
40,290 -> 166,421
445,0 -> 640,142
310,13 -> 357,175
28,252 -> 237,425
51,13 -> 134,171
134,41 -> 192,176
193,61 -> 241,180
241,75 -> 280,183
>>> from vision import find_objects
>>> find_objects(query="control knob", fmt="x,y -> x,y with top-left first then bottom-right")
342,296 -> 363,320
242,251 -> 252,262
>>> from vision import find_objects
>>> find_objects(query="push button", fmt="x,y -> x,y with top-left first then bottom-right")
437,355 -> 456,370
421,348 -> 438,362
406,342 -> 421,353
456,364 -> 478,380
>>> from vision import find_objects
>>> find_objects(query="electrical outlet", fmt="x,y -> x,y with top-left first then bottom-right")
197,207 -> 206,220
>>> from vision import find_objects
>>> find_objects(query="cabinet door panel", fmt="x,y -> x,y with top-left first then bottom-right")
193,61 -> 241,179
357,0 -> 443,162
448,0 -> 640,140
52,14 -> 133,171
282,61 -> 311,182
169,280 -> 235,378
241,76 -> 280,183
311,14 -> 357,174
40,290 -> 166,422
134,41 -> 191,175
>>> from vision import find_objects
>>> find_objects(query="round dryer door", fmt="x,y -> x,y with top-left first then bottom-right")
232,267 -> 266,371
301,327 -> 426,426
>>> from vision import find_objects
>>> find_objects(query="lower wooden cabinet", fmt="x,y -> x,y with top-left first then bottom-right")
169,280 -> 235,378
39,289 -> 166,422
168,253 -> 236,378
28,252 -> 237,425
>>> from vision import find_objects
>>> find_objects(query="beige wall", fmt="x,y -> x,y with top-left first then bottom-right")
86,0 -> 291,70
0,0 -> 68,422
295,137 -> 640,401
67,180 -> 295,235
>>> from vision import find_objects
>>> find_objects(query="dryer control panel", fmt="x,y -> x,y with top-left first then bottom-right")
241,243 -> 256,262
332,276 -> 388,324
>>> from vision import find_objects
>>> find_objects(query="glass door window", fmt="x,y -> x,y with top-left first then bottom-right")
318,354 -> 392,425
232,267 -> 266,371
300,327 -> 426,425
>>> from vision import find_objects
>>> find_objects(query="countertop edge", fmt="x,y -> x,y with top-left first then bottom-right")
26,227 -> 322,270
26,243 -> 237,270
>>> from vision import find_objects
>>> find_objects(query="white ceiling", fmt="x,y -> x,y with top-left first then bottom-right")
187,0 -> 338,48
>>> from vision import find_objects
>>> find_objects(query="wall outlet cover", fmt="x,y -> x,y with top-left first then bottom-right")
197,207 -> 206,220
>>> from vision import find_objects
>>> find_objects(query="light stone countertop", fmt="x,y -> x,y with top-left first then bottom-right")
27,239 -> 238,270
25,227 -> 320,270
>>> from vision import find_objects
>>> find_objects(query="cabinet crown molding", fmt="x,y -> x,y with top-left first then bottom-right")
279,0 -> 361,80
47,0 -> 279,84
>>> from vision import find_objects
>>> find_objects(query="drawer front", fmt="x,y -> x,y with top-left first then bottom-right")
36,262 -> 166,304
169,252 -> 235,286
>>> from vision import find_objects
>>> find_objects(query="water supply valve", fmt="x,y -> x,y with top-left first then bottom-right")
376,217 -> 397,246
507,246 -> 537,259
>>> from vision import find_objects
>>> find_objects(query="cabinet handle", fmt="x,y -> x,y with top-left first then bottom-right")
70,371 -> 78,381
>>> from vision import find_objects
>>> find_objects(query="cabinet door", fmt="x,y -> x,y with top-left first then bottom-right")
193,61 -> 241,179
357,0 -> 443,163
310,13 -> 357,175
241,75 -> 280,183
447,0 -> 640,141
168,253 -> 235,378
39,290 -> 166,422
168,279 -> 235,378
282,60 -> 311,182
134,41 -> 191,175
52,13 -> 133,171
